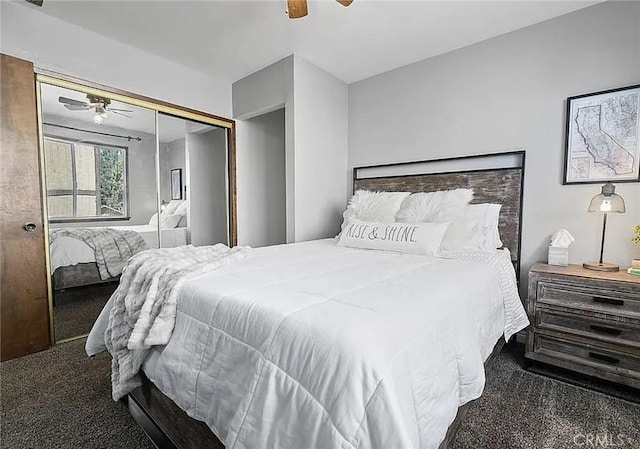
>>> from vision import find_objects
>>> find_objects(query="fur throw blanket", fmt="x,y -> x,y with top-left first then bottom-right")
105,243 -> 250,400
50,228 -> 148,279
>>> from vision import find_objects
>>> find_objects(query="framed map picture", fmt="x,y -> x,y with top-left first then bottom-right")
563,84 -> 640,184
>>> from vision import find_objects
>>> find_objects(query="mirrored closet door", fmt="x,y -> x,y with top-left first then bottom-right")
40,82 -> 160,342
158,113 -> 230,248
37,75 -> 236,344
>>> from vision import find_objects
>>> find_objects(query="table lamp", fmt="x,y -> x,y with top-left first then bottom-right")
583,182 -> 626,272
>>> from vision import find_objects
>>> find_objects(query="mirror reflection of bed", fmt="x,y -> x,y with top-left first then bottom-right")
41,83 -> 230,342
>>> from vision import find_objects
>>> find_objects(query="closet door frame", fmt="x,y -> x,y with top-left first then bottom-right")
35,69 -> 237,346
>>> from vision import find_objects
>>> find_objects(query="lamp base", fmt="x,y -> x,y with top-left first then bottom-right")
583,261 -> 620,272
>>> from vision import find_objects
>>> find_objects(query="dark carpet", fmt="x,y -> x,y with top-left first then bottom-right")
0,339 -> 153,449
53,283 -> 117,341
452,344 -> 640,449
1,340 -> 638,449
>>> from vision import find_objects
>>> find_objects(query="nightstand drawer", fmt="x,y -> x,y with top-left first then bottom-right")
538,282 -> 640,318
537,309 -> 640,348
534,335 -> 640,380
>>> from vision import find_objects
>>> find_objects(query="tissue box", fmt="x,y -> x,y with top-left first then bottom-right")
548,246 -> 569,266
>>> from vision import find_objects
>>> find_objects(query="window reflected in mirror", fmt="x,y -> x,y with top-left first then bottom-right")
44,137 -> 128,220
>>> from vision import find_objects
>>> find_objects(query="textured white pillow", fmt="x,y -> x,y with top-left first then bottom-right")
149,213 -> 181,228
172,200 -> 188,216
162,200 -> 184,216
467,203 -> 503,250
396,189 -> 474,250
160,214 -> 182,229
340,190 -> 410,234
337,219 -> 450,256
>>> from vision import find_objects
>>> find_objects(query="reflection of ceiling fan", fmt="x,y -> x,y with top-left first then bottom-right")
58,94 -> 133,125
287,0 -> 353,19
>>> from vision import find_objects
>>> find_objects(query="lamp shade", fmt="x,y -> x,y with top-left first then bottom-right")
587,182 -> 626,213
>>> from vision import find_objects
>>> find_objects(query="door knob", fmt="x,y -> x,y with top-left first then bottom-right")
23,222 -> 37,232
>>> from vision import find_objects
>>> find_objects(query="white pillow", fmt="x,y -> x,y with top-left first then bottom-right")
160,214 -> 182,229
395,189 -> 473,250
148,213 -> 181,228
467,203 -> 503,250
340,190 -> 410,233
173,200 -> 188,216
162,200 -> 184,216
337,219 -> 450,256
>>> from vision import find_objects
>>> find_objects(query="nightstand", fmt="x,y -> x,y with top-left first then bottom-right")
525,263 -> 640,388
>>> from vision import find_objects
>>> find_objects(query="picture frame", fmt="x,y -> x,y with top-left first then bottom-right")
563,84 -> 640,185
171,168 -> 182,200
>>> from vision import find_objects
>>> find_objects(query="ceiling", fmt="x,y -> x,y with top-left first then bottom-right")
33,0 -> 601,84
40,83 -> 198,143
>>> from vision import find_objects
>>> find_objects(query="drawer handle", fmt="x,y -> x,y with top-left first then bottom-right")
588,352 -> 620,365
589,324 -> 622,336
593,297 -> 624,306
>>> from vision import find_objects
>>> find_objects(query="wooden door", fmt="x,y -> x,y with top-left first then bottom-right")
1,54 -> 51,360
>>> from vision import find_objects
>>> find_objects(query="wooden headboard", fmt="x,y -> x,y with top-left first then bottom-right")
353,151 -> 526,279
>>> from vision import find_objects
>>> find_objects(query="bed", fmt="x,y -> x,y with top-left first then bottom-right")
51,226 -> 188,290
88,151 -> 528,449
51,201 -> 189,290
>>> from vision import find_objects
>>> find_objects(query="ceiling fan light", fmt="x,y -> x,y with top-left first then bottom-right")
95,104 -> 107,117
93,113 -> 104,124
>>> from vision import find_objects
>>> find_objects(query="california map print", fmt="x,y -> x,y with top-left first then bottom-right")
565,85 -> 639,183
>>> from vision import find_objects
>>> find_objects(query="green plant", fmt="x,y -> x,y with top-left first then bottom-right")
633,225 -> 640,244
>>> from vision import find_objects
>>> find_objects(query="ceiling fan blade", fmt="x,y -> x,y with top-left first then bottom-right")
108,108 -> 134,113
287,0 -> 308,19
111,110 -> 132,119
59,96 -> 90,107
63,104 -> 91,111
336,0 -> 353,6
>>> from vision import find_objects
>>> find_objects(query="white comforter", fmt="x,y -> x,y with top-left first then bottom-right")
89,239 -> 529,449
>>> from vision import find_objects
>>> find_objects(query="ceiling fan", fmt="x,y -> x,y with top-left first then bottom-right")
287,0 -> 353,19
58,94 -> 133,124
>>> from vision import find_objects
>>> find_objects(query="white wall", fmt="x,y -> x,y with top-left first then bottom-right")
0,1 -> 231,118
232,55 -> 348,243
236,109 -> 286,247
160,139 -> 186,204
232,57 -> 293,121
233,56 -> 297,242
349,2 -> 640,286
188,128 -> 229,247
292,57 -> 349,241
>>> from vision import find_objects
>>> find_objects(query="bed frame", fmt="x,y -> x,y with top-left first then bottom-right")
124,150 -> 526,449
52,263 -> 119,291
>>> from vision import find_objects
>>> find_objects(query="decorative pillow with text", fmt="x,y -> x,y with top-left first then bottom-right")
337,219 -> 450,256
